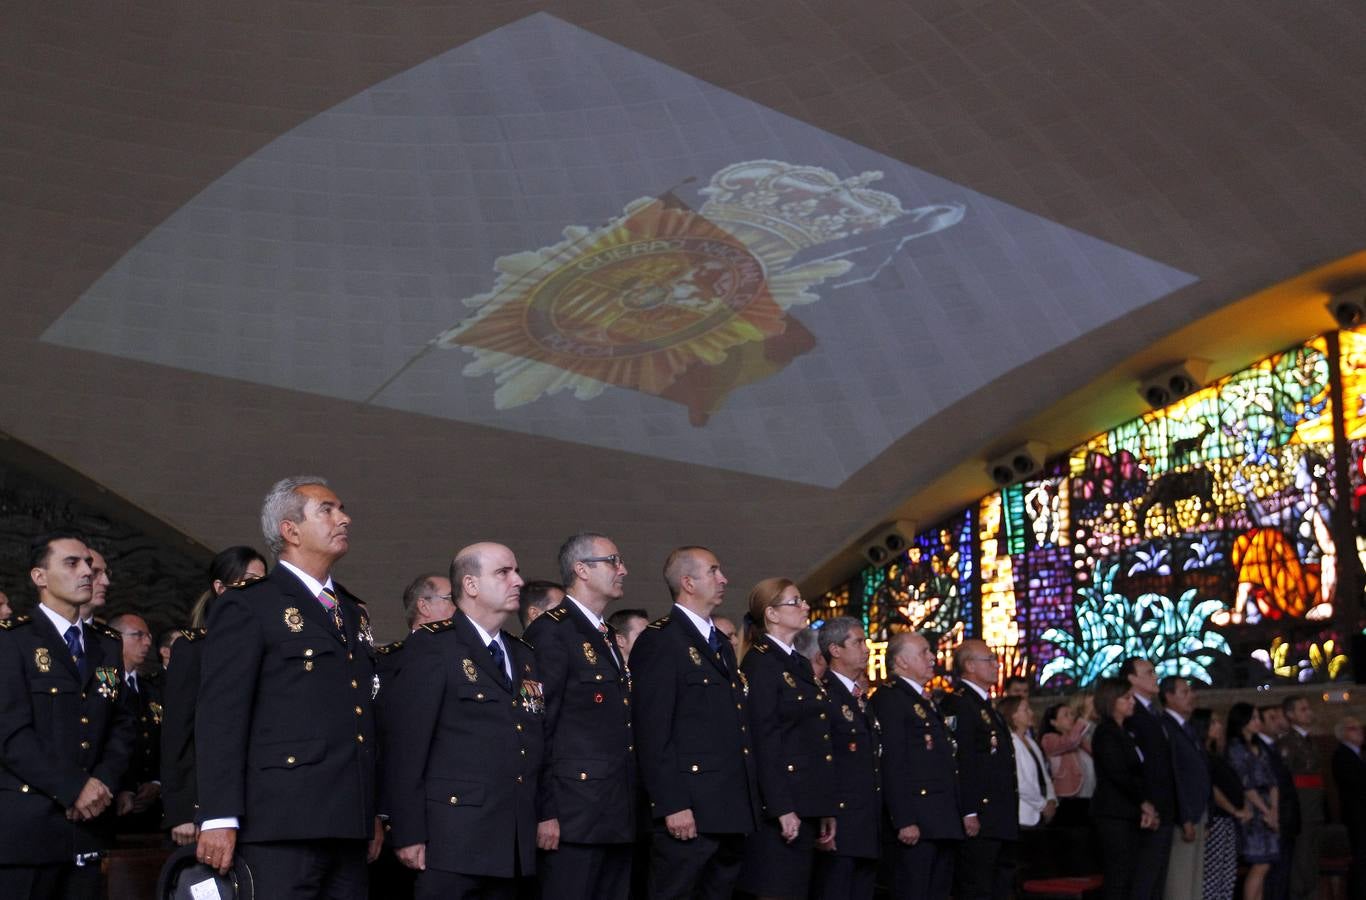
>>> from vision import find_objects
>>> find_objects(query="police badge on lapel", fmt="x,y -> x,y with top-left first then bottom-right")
582,642 -> 598,666
284,608 -> 304,633
149,701 -> 164,725
95,667 -> 121,700
33,647 -> 52,673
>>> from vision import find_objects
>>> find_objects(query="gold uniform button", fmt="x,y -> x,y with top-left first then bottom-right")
595,674 -> 604,681
736,703 -> 742,710
824,754 -> 833,762
516,775 -> 524,784
920,788 -> 928,796
356,734 -> 365,743
515,723 -> 523,732
50,688 -> 59,695
21,784 -> 31,793
628,744 -> 634,752
351,679 -> 359,689
579,772 -> 588,781
742,748 -> 750,755
819,713 -> 827,720
80,740 -> 91,750
304,662 -> 314,671
80,716 -> 89,725
520,749 -> 527,756
355,706 -> 363,716
286,756 -> 297,765
797,695 -> 804,701
839,801 -> 846,809
347,653 -> 354,661
690,764 -> 700,772
449,796 -> 459,805
786,764 -> 795,772
623,698 -> 630,706
476,693 -> 485,700
982,798 -> 989,804
304,649 -> 314,657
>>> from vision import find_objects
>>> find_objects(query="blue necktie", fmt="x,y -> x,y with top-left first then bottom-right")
488,639 -> 511,690
708,627 -> 728,674
64,624 -> 87,679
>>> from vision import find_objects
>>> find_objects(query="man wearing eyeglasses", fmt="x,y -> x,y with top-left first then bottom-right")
109,613 -> 162,833
939,639 -> 1018,900
523,533 -> 637,900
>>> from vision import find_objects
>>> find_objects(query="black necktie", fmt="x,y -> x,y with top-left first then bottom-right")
708,627 -> 728,674
1024,736 -> 1049,797
64,624 -> 88,679
488,639 -> 512,690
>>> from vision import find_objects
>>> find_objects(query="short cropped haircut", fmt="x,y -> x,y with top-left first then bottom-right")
663,546 -> 710,600
558,532 -> 609,588
887,631 -> 924,668
607,608 -> 648,632
793,627 -> 821,663
449,547 -> 483,596
260,476 -> 329,556
817,616 -> 862,662
518,580 -> 563,627
1118,656 -> 1147,680
401,573 -> 448,629
29,529 -> 89,571
1158,675 -> 1186,700
1282,694 -> 1307,714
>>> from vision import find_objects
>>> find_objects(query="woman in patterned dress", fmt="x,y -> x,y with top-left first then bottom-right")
1226,702 -> 1281,900
1193,708 -> 1251,900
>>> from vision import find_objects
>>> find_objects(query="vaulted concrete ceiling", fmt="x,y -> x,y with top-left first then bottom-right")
4,1 -> 1364,639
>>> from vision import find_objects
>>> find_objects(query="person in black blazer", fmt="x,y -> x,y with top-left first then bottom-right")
382,542 -> 545,900
735,578 -> 837,900
1120,656 -> 1178,900
106,612 -> 164,833
631,545 -> 761,900
1159,676 -> 1212,900
195,478 -> 382,899
939,638 -> 1017,900
1258,705 -> 1302,900
1331,717 -> 1366,900
523,532 -> 637,900
159,546 -> 267,847
810,617 -> 881,900
871,630 -> 964,900
0,530 -> 137,900
1090,676 -> 1159,900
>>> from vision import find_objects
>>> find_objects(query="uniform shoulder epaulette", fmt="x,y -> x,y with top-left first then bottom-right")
419,618 -> 455,633
0,615 -> 32,630
544,605 -> 570,622
751,640 -> 770,653
226,575 -> 265,591
865,683 -> 882,700
375,640 -> 404,656
508,632 -> 533,649
179,627 -> 208,642
647,615 -> 670,629
93,622 -> 123,641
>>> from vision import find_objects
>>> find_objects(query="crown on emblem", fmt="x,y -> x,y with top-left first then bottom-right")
698,160 -> 909,259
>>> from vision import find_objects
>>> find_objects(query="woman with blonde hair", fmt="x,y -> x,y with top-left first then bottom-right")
736,577 -> 838,900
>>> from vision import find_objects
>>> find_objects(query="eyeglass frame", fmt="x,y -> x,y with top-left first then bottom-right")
580,554 -> 627,569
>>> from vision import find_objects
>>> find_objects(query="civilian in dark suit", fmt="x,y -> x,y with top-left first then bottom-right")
631,546 -> 760,900
1120,656 -> 1177,900
1090,677 -> 1159,900
159,546 -> 267,847
1160,676 -> 1211,900
810,617 -> 880,900
735,578 -> 837,899
1259,704 -> 1302,900
523,532 -> 636,900
108,612 -> 163,833
382,542 -> 545,900
0,530 -> 137,900
871,631 -> 962,900
939,639 -> 1016,900
195,477 -> 382,899
1331,717 -> 1366,900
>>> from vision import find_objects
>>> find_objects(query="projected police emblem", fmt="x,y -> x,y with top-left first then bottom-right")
437,160 -> 964,425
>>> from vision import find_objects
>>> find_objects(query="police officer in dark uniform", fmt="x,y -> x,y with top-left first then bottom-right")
811,617 -> 881,900
871,631 -> 964,900
160,546 -> 268,846
109,612 -> 164,833
195,477 -> 382,899
381,542 -> 544,900
0,529 -> 137,899
735,578 -> 837,899
939,638 -> 1017,900
523,533 -> 636,900
631,546 -> 760,900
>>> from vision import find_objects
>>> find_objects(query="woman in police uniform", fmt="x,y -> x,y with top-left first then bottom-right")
736,578 -> 837,900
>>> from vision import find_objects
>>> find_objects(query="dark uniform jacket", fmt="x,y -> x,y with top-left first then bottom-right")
630,607 -> 760,834
1090,718 -> 1148,821
1124,699 -> 1176,822
122,670 -> 163,792
160,628 -> 205,829
1160,711 -> 1210,827
524,599 -> 635,844
381,611 -> 545,878
741,635 -> 837,821
821,671 -> 881,858
196,566 -> 377,843
939,681 -> 1018,841
1331,742 -> 1366,842
0,612 -> 136,863
871,677 -> 963,842
1261,733 -> 1301,838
